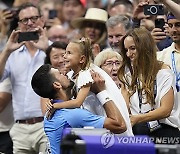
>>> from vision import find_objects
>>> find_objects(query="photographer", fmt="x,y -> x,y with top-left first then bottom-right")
132,1 -> 172,50
0,3 -> 49,153
132,1 -> 157,31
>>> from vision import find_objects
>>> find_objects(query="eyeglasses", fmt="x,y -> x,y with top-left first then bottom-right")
168,22 -> 180,28
19,16 -> 40,25
102,61 -> 121,67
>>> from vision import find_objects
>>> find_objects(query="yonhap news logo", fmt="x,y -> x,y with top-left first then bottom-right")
100,133 -> 180,148
101,132 -> 115,148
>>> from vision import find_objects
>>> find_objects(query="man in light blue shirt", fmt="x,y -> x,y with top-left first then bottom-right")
0,3 -> 49,153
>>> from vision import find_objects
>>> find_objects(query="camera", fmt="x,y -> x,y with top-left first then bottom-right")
144,5 -> 164,15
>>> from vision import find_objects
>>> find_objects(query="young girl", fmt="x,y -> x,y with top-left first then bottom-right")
50,37 -> 133,136
118,27 -> 180,139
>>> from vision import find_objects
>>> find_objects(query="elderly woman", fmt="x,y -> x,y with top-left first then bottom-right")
94,48 -> 122,88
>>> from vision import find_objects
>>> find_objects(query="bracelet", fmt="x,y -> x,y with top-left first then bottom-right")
96,90 -> 112,106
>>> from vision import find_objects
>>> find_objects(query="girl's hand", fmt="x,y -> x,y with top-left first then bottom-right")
45,100 -> 55,118
90,70 -> 106,94
45,100 -> 53,111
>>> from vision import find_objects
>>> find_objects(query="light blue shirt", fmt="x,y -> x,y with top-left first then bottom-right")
0,45 -> 46,120
44,108 -> 105,154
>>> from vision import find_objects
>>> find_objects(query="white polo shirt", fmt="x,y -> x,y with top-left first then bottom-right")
157,42 -> 180,122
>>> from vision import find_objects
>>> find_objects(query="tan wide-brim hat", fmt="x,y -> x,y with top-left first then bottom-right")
71,8 -> 108,29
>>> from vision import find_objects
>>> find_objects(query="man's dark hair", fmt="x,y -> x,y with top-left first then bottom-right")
44,41 -> 67,64
31,64 -> 57,99
17,2 -> 42,19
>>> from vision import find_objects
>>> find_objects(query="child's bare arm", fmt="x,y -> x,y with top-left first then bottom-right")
53,85 -> 91,109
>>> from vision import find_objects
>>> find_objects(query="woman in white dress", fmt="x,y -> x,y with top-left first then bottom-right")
118,27 -> 180,140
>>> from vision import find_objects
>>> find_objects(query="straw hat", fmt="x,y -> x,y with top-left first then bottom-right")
71,8 -> 108,29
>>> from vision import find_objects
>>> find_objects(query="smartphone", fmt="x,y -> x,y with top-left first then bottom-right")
155,18 -> 165,31
18,31 -> 39,43
49,10 -> 57,19
144,5 -> 164,15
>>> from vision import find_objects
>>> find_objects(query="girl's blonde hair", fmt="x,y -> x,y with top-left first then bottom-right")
118,27 -> 163,106
94,48 -> 122,67
71,37 -> 93,70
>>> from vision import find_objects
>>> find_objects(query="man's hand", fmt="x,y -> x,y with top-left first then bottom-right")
151,28 -> 166,43
133,1 -> 149,20
30,26 -> 49,51
4,30 -> 24,54
90,70 -> 106,94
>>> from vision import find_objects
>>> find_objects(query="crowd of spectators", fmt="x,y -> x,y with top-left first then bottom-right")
0,0 -> 180,153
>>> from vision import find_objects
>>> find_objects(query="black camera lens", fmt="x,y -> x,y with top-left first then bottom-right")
149,6 -> 158,15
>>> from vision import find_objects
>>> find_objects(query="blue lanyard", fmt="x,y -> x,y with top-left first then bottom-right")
171,51 -> 180,82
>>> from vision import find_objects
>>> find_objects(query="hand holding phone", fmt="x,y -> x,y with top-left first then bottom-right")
18,31 -> 39,43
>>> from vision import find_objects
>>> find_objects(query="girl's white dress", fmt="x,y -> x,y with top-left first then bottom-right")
68,63 -> 134,136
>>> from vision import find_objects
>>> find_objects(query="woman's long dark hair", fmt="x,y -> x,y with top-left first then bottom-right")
118,27 -> 163,105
